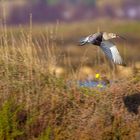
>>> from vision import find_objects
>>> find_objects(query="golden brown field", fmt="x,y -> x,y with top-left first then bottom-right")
0,19 -> 140,140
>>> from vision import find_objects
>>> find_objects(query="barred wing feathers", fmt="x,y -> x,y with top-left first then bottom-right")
100,41 -> 125,65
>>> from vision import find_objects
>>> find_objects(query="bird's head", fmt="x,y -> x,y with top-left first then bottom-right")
108,33 -> 117,38
103,32 -> 126,40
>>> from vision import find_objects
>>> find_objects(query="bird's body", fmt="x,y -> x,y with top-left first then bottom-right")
79,32 -> 126,66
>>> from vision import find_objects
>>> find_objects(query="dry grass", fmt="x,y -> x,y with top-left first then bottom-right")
0,19 -> 140,140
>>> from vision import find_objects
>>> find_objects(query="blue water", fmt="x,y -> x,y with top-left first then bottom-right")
77,80 -> 108,88
67,80 -> 109,89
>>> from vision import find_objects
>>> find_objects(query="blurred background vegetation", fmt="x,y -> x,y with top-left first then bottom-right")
0,0 -> 140,24
0,0 -> 139,79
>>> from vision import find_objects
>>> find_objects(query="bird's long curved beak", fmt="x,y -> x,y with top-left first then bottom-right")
116,34 -> 126,40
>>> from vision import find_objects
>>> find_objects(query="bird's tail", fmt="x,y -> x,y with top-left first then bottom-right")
78,37 -> 89,46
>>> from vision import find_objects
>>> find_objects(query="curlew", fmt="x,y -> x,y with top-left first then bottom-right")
79,32 -> 126,66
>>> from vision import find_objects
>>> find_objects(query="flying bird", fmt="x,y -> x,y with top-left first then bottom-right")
79,32 -> 126,66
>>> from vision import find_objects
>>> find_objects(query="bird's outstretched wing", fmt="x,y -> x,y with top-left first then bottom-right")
100,41 -> 126,66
